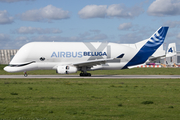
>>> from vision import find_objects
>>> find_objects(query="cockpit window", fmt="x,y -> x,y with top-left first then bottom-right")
8,61 -> 36,67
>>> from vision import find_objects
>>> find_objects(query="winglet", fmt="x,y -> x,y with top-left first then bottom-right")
116,54 -> 124,58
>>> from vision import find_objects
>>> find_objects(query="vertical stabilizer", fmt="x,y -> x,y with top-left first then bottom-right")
166,43 -> 176,57
123,26 -> 169,68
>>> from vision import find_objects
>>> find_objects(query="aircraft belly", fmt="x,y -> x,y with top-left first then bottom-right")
91,62 -> 127,70
37,62 -> 56,70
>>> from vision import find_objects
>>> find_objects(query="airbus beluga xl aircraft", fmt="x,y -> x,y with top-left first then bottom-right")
4,26 -> 169,77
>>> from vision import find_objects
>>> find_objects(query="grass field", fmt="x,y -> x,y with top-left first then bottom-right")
1,78 -> 180,119
1,65 -> 180,119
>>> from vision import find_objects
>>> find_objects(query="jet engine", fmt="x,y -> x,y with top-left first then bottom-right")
56,65 -> 77,74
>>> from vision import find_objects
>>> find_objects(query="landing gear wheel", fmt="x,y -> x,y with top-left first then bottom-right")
87,73 -> 91,76
24,73 -> 28,77
24,72 -> 28,77
79,73 -> 91,76
80,73 -> 83,76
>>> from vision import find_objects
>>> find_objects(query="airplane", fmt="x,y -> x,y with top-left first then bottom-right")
166,43 -> 176,57
164,42 -> 177,65
4,26 -> 169,77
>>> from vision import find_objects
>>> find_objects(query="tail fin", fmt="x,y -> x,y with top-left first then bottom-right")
166,43 -> 176,57
148,26 -> 169,48
123,26 -> 169,68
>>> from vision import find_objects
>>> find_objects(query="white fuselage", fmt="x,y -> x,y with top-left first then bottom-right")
4,42 -> 140,72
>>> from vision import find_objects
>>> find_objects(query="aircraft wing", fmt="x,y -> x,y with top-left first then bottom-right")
73,58 -> 113,67
73,53 -> 125,67
166,53 -> 176,57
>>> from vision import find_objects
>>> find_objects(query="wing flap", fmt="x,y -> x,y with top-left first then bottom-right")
73,53 -> 125,67
73,58 -> 113,67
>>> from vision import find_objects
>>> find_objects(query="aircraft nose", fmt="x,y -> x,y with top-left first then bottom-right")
3,66 -> 12,72
4,66 -> 9,72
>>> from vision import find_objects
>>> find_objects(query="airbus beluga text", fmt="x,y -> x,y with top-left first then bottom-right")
4,26 -> 169,76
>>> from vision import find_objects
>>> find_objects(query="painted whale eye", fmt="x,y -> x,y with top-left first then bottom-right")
40,57 -> 45,61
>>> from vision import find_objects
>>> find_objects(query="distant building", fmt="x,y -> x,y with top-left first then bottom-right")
165,52 -> 180,65
177,52 -> 180,64
0,49 -> 18,64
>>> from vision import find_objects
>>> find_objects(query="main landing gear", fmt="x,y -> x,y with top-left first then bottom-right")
24,71 -> 28,77
79,66 -> 91,76
79,72 -> 91,76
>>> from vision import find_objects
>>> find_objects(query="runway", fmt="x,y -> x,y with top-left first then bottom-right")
1,75 -> 180,79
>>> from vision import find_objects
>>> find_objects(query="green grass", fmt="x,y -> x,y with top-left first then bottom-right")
1,64 -> 180,75
0,78 -> 180,119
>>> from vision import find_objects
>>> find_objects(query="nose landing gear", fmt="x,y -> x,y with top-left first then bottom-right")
24,71 -> 28,77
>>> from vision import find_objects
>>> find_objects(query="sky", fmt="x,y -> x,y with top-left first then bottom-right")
0,0 -> 180,51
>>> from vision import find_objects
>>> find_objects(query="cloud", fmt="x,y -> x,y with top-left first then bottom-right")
90,30 -> 101,34
15,36 -> 29,41
164,20 -> 180,28
31,30 -> 108,41
19,5 -> 70,22
1,30 -> 108,49
15,26 -> 62,34
107,4 -> 143,18
119,32 -> 143,43
117,26 -> 154,43
87,34 -> 108,40
0,0 -> 34,2
0,33 -> 11,41
147,0 -> 180,16
78,5 -> 107,19
31,35 -> 81,41
0,10 -> 13,24
118,23 -> 132,30
176,33 -> 180,39
79,30 -> 108,40
78,4 -> 143,19
79,32 -> 91,38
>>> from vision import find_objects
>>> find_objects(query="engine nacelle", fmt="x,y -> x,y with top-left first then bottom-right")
56,65 -> 77,74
